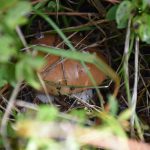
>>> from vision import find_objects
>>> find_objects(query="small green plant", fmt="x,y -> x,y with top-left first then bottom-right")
107,0 -> 150,43
0,0 -> 43,89
1,0 -> 149,149
107,0 -> 150,138
0,2 -> 45,149
14,104 -> 130,150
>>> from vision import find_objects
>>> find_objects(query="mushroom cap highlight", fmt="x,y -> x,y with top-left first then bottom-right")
31,34 -> 107,95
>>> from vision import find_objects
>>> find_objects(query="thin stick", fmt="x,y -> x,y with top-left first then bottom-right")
131,36 -> 139,136
0,81 -> 22,150
123,19 -> 132,103
71,95 -> 101,112
31,11 -> 99,17
15,100 -> 38,110
37,73 -> 53,105
16,26 -> 30,53
25,19 -> 108,38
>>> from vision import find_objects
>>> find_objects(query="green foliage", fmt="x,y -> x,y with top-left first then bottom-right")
107,0 -> 150,43
26,138 -> 63,150
0,0 -> 17,12
37,105 -> 59,121
0,0 -> 44,89
108,95 -> 118,116
15,55 -> 44,88
0,28 -> 18,62
118,109 -> 132,122
99,112 -> 127,137
4,1 -> 31,28
47,1 -> 60,11
13,105 -> 130,149
0,63 -> 16,86
116,1 -> 133,28
133,13 -> 150,43
70,109 -> 87,124
106,5 -> 118,21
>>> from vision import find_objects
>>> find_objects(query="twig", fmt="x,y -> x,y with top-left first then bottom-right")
25,19 -> 108,38
15,100 -> 38,110
0,81 -> 22,150
131,36 -> 139,136
71,94 -> 101,112
31,11 -> 99,17
37,73 -> 53,105
123,18 -> 132,103
16,26 -> 30,53
0,84 -> 9,94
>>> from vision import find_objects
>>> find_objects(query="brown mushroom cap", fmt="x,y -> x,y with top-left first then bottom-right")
31,34 -> 107,95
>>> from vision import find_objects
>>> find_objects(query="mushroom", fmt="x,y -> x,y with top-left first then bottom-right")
31,34 -> 107,96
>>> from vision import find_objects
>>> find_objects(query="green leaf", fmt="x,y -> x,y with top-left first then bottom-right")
143,0 -> 150,6
24,55 -> 44,89
16,55 -> 44,89
0,80 -> 7,87
133,13 -> 150,44
132,0 -> 150,11
108,95 -> 118,116
24,66 -> 40,89
48,1 -> 57,9
99,112 -> 127,137
0,35 -> 17,62
70,109 -> 87,123
106,5 -> 118,21
118,109 -> 131,121
116,1 -> 132,28
0,63 -> 16,86
37,106 -> 58,121
142,0 -> 149,10
25,55 -> 44,68
0,0 -> 18,13
5,1 -> 31,28
16,61 -> 24,81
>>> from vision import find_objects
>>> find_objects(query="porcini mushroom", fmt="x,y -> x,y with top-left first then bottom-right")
31,34 -> 107,95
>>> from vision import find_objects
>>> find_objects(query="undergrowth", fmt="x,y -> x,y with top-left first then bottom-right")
0,0 -> 150,150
